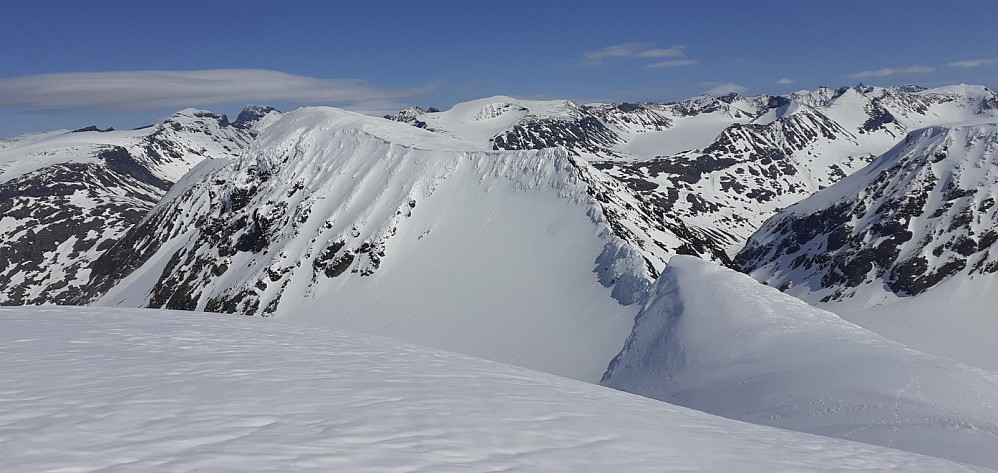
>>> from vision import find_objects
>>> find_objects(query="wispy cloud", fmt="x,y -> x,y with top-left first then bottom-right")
948,58 -> 998,68
636,47 -> 686,58
645,59 -> 698,68
584,43 -> 646,60
846,66 -> 935,79
776,78 -> 794,85
0,69 -> 432,113
705,83 -> 748,96
575,43 -> 690,67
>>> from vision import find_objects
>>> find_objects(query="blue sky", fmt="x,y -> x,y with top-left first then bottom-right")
2,0 -> 997,137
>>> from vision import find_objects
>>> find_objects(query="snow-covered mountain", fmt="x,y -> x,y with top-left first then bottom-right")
736,122 -> 998,369
0,106 -> 280,305
76,107 -> 694,381
1,306 -> 988,473
738,123 -> 998,300
602,256 -> 998,469
392,85 -> 998,256
5,84 -> 993,312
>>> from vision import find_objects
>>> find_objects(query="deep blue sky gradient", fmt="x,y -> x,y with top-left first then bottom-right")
2,0 -> 996,136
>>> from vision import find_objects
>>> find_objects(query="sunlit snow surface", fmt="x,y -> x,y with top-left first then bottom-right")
0,306 -> 988,472
603,256 -> 998,469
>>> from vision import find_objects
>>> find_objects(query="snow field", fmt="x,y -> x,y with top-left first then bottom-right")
0,306 -> 988,472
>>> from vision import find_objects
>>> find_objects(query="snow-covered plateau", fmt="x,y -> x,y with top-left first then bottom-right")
0,306 -> 990,472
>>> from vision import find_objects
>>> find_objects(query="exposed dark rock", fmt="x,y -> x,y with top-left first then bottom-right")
72,125 -> 114,133
233,105 -> 278,128
99,146 -> 171,191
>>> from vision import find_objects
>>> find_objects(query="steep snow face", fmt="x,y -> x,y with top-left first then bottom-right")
83,106 -> 735,381
0,108 -> 279,305
736,123 -> 998,370
1,306 -> 989,473
602,256 -> 998,469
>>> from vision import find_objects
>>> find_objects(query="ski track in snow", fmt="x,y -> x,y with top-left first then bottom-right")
1,306 -> 990,472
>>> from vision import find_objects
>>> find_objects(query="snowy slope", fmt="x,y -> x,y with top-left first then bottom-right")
602,256 -> 998,469
736,123 -> 998,369
0,306 -> 990,473
0,108 -> 279,305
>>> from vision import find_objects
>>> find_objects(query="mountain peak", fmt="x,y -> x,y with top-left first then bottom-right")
233,105 -> 280,128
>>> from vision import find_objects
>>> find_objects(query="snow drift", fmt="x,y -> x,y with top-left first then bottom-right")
602,255 -> 998,469
0,306 -> 986,472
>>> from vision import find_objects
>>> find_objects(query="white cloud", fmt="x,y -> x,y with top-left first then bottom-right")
645,59 -> 698,68
847,66 -> 935,78
577,43 -> 688,67
584,43 -> 648,60
705,83 -> 748,96
0,69 -> 432,112
636,46 -> 686,58
776,78 -> 794,85
948,58 -> 998,68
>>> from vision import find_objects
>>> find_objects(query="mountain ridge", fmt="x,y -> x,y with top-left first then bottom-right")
0,106 -> 281,304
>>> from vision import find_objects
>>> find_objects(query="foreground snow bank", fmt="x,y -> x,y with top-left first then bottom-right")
603,256 -> 998,469
0,306 -> 984,472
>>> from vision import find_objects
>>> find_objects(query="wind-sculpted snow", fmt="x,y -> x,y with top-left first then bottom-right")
603,256 -> 998,469
0,306 -> 989,473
